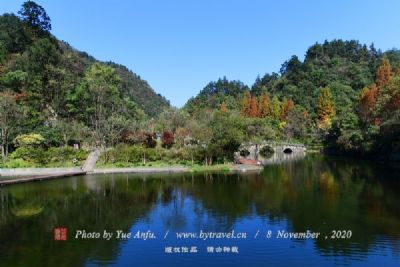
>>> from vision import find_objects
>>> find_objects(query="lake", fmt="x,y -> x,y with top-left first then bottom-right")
0,154 -> 399,267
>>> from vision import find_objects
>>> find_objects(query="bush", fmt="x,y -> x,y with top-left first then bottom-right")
10,146 -> 48,165
98,145 -> 205,166
9,146 -> 88,167
4,158 -> 34,168
13,133 -> 45,147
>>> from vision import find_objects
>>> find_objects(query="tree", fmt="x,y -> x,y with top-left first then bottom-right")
280,97 -> 294,120
209,111 -> 244,163
317,87 -> 336,129
0,93 -> 23,159
376,57 -> 392,88
220,102 -> 228,112
358,84 -> 378,124
375,75 -> 400,121
0,71 -> 29,93
75,63 -> 122,146
174,127 -> 191,148
269,96 -> 281,120
105,114 -> 130,147
55,119 -> 92,146
283,106 -> 311,140
249,96 -> 259,117
258,92 -> 270,117
18,1 -> 51,34
161,131 -> 174,148
13,133 -> 44,147
241,91 -> 251,117
157,108 -> 189,132
0,14 -> 31,54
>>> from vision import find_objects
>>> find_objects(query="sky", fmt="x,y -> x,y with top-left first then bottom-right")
1,0 -> 400,107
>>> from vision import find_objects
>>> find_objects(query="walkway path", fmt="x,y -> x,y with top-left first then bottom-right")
81,148 -> 101,172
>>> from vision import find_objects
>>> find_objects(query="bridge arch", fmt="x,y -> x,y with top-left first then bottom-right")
283,147 -> 293,154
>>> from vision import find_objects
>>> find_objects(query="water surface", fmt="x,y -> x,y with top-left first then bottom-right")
0,155 -> 399,267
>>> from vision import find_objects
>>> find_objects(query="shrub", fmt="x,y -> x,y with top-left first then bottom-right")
9,146 -> 88,167
10,146 -> 48,165
4,158 -> 33,168
13,133 -> 45,147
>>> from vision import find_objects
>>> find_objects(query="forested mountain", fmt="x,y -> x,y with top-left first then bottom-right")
106,62 -> 170,117
184,40 -> 400,158
0,1 -> 170,157
185,77 -> 249,113
1,1 -> 399,167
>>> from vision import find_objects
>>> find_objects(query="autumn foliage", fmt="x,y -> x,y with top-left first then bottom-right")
358,84 -> 378,124
161,131 -> 174,148
240,91 -> 294,120
317,87 -> 336,129
376,57 -> 392,88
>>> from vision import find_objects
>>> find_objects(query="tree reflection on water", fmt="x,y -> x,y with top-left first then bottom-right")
0,154 -> 399,266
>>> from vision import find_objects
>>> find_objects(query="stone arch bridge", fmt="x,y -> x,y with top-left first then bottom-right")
235,142 -> 307,165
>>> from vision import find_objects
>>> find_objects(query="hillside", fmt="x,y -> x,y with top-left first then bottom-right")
0,7 -> 169,120
184,39 -> 400,157
1,1 -> 399,166
186,40 -> 398,114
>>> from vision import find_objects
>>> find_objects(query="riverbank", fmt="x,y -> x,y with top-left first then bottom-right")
93,164 -> 263,174
0,164 -> 263,186
0,171 -> 86,186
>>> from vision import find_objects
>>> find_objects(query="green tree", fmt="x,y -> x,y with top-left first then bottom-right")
157,108 -> 189,132
74,63 -> 122,146
241,91 -> 251,117
269,96 -> 281,120
209,111 -> 244,163
0,93 -> 23,159
18,1 -> 51,34
0,13 -> 31,54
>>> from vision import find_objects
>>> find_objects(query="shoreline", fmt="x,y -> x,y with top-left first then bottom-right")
0,164 -> 263,186
92,164 -> 264,174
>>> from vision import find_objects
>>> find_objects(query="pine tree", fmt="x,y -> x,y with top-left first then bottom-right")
317,87 -> 336,129
258,92 -> 270,117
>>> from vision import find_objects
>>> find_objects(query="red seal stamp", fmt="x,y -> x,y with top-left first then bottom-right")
54,227 -> 68,241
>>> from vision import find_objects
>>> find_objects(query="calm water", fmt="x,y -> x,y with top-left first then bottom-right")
0,155 -> 399,267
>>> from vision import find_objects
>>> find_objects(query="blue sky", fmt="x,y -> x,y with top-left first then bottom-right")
1,0 -> 400,107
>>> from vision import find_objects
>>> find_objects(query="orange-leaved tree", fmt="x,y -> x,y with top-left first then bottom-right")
376,57 -> 392,88
317,87 -> 336,129
358,83 -> 378,124
249,96 -> 259,117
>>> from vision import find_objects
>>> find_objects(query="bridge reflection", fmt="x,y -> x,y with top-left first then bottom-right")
260,150 -> 306,165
